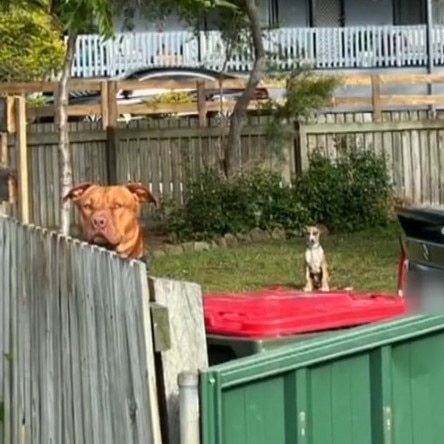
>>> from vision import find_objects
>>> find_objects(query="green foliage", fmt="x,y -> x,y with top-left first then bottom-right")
295,145 -> 393,231
0,5 -> 65,81
27,94 -> 49,107
160,168 -> 309,240
161,145 -> 393,240
276,69 -> 341,120
263,68 -> 341,156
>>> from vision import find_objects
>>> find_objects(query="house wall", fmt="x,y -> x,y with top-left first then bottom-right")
114,14 -> 183,33
344,0 -> 393,25
112,0 -> 424,32
433,0 -> 444,24
276,0 -> 309,27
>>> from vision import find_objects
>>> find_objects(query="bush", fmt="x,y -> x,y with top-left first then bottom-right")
160,169 -> 309,240
295,147 -> 393,231
160,147 -> 393,241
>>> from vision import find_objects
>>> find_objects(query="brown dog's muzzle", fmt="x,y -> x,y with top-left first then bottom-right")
87,210 -> 121,248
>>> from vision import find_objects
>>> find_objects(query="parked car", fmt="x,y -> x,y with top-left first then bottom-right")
397,205 -> 444,312
37,66 -> 270,123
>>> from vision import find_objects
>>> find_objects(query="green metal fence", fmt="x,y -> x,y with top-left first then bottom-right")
200,315 -> 444,444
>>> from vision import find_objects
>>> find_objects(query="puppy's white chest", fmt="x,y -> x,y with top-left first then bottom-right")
305,247 -> 324,273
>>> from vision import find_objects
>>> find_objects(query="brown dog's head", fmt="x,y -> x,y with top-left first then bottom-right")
63,182 -> 157,259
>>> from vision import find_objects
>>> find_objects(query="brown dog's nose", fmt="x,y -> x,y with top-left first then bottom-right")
92,214 -> 107,230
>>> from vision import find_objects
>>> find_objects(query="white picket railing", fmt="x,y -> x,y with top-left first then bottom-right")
71,25 -> 432,78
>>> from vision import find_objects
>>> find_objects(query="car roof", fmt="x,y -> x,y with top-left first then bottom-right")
121,66 -> 238,81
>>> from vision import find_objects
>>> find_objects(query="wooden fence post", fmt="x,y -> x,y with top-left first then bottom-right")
148,277 -> 208,444
15,96 -> 29,223
298,123 -> 309,172
0,132 -> 13,216
100,80 -> 109,129
371,74 -> 382,121
197,80 -> 207,127
107,80 -> 118,127
106,80 -> 118,185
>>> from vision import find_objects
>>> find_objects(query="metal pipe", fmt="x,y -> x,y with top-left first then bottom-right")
178,371 -> 200,444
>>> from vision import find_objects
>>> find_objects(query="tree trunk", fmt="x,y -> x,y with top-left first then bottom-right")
223,0 -> 266,178
58,32 -> 77,235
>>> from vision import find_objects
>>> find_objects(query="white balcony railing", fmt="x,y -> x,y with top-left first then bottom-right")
72,25 -> 433,78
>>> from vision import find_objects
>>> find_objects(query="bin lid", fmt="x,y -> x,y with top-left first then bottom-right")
204,287 -> 406,338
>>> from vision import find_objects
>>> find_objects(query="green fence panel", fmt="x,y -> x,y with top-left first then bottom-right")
200,315 -> 444,444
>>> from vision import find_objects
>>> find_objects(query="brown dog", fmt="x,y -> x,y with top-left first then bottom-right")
63,182 -> 157,259
303,225 -> 330,292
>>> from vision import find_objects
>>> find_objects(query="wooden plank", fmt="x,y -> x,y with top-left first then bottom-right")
8,129 -> 106,147
410,130 -> 421,203
429,130 -> 440,204
15,96 -> 30,223
382,95 -> 444,106
0,79 -> 102,94
391,131 -> 403,198
402,131 -> 413,202
0,216 -> 12,443
106,127 -> 119,184
30,92 -> 444,121
197,81 -> 207,127
419,130 -> 430,203
379,73 -> 444,84
100,80 -> 109,129
439,131 -> 444,204
149,277 -> 208,444
371,75 -> 382,121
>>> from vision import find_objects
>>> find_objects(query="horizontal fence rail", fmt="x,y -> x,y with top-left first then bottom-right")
69,25 -> 438,77
2,73 -> 444,127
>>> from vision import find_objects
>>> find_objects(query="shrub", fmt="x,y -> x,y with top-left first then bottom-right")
160,146 -> 393,240
294,146 -> 393,231
160,168 -> 310,241
144,91 -> 193,105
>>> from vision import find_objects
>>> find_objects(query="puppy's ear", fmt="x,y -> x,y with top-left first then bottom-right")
126,183 -> 157,206
316,224 -> 329,235
63,182 -> 93,203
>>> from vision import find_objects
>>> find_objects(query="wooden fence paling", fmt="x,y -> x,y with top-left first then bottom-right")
0,216 -> 164,444
371,74 -> 382,121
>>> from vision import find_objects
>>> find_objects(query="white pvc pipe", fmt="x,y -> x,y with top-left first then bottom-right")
178,371 -> 200,444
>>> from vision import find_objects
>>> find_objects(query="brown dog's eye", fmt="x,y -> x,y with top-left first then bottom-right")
83,203 -> 92,210
112,203 -> 122,210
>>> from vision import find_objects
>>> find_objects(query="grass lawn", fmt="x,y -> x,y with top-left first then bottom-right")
151,225 -> 402,294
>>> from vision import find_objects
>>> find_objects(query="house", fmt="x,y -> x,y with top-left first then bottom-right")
71,0 -> 442,78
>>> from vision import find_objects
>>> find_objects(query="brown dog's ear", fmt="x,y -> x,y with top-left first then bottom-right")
126,183 -> 157,206
63,182 -> 94,203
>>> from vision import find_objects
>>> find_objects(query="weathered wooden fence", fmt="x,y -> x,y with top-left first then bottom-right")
299,112 -> 444,204
0,215 -> 162,444
0,215 -> 208,444
6,118 -> 294,228
4,110 -> 444,228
